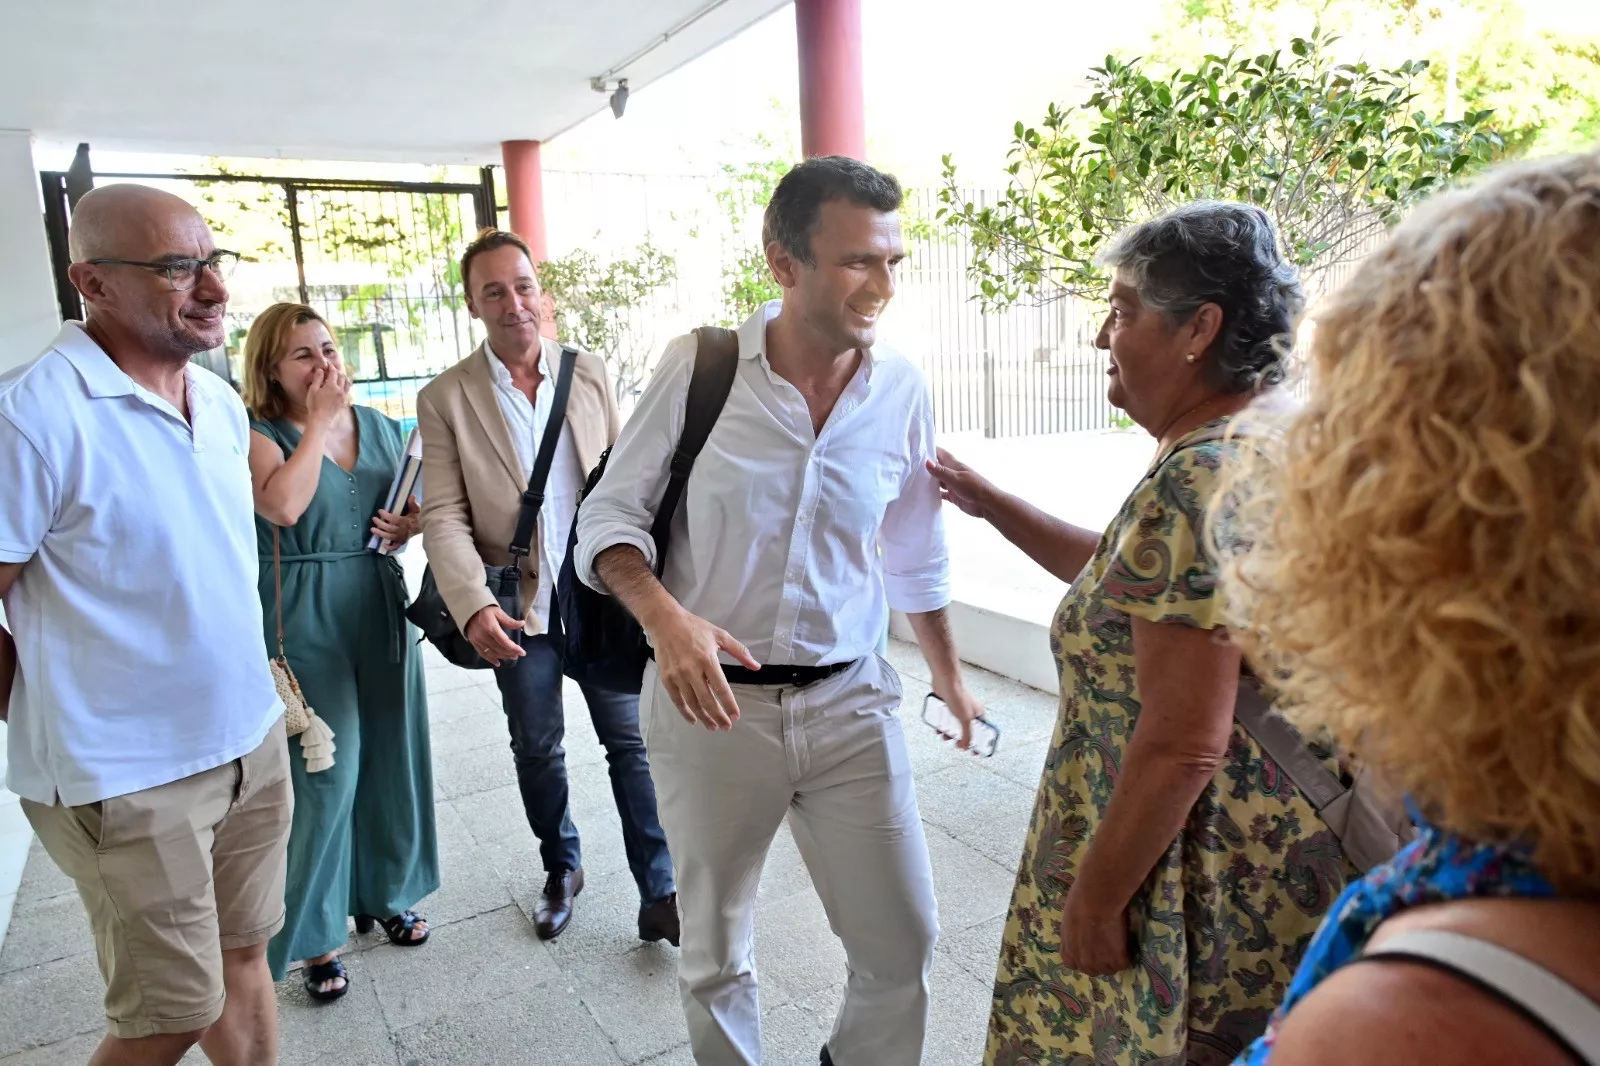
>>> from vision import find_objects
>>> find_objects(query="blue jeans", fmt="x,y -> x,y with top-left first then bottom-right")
493,633 -> 675,903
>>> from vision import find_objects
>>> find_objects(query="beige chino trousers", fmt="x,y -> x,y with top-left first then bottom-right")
641,654 -> 938,1066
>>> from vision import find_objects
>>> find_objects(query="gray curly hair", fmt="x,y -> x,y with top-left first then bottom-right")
1096,201 -> 1304,392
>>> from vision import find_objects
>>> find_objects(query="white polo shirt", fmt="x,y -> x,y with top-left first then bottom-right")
0,323 -> 282,806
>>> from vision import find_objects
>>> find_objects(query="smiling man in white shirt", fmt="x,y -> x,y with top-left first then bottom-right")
577,156 -> 984,1066
0,184 -> 288,1066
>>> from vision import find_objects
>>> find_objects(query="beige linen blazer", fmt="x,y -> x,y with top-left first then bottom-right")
416,337 -> 620,634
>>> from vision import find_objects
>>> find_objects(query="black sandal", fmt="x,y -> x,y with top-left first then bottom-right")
355,911 -> 430,946
304,957 -> 349,1003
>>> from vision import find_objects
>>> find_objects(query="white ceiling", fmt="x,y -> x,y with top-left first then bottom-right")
0,0 -> 791,163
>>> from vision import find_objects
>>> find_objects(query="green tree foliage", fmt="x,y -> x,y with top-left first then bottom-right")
185,161 -> 479,378
537,242 -> 678,404
316,189 -> 472,341
938,30 -> 1504,305
189,163 -> 293,262
188,161 -> 468,273
1440,5 -> 1600,155
721,246 -> 782,326
1154,0 -> 1600,156
713,147 -> 792,325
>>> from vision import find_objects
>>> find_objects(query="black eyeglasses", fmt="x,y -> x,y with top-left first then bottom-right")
85,250 -> 241,291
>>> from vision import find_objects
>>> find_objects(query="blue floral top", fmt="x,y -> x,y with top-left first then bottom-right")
1234,811 -> 1555,1063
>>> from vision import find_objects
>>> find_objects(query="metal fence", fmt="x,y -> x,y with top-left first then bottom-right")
539,170 -> 745,410
533,177 -> 1383,438
289,181 -> 492,434
42,164 -> 1383,439
538,173 -> 1376,435
893,188 -> 1117,437
39,168 -> 497,436
537,174 -> 1125,437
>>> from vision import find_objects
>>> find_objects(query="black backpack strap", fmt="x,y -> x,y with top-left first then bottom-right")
646,327 -> 741,570
509,344 -> 579,559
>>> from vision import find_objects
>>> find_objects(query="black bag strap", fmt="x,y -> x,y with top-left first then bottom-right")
510,344 -> 579,559
646,326 -> 741,572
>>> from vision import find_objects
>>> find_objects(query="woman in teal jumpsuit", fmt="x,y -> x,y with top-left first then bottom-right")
242,303 -> 438,1001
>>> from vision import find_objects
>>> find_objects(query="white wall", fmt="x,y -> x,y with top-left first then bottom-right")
891,605 -> 1059,695
0,131 -> 40,912
0,130 -> 58,373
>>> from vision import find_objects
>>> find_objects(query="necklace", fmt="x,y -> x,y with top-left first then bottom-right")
1153,393 -> 1243,461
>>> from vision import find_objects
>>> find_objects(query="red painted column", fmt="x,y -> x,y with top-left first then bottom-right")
500,139 -> 549,263
795,0 -> 866,159
500,139 -> 557,337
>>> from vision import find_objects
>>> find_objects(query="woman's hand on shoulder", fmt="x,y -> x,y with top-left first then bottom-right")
1268,957 -> 1573,1066
926,448 -> 997,520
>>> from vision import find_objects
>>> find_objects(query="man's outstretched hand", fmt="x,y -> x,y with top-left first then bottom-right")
647,604 -> 759,731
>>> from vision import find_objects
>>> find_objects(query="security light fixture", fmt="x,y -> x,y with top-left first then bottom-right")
590,76 -> 630,120
586,0 -> 737,122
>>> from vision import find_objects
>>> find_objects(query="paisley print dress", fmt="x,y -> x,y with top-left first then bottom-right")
985,416 -> 1353,1066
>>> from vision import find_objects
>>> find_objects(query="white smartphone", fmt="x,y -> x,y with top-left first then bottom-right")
921,693 -> 1000,757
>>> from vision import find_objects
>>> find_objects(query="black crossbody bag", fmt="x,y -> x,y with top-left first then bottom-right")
406,345 -> 579,669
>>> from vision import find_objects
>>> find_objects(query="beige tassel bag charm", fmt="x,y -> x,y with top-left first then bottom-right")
270,526 -> 336,772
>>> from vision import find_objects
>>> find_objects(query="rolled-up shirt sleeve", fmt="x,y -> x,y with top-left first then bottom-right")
575,334 -> 696,594
878,382 -> 950,613
0,414 -> 57,564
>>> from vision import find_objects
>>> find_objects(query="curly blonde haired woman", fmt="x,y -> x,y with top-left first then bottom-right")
1229,151 -> 1600,1065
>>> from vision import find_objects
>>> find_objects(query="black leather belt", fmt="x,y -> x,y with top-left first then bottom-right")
723,660 -> 855,687
647,650 -> 856,688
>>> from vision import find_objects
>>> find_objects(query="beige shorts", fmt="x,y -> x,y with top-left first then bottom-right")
23,717 -> 293,1039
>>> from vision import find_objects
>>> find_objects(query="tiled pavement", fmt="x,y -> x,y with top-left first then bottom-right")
0,638 -> 1060,1065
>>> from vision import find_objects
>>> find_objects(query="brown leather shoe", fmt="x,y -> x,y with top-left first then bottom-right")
637,892 -> 680,947
534,867 -> 584,940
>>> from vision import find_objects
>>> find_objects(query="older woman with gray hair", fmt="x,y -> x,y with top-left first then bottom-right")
930,201 -> 1352,1065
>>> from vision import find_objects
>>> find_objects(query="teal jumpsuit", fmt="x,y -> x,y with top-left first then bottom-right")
253,405 -> 439,980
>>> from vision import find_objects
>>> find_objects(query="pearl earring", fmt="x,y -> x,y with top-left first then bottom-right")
1185,353 -> 1197,364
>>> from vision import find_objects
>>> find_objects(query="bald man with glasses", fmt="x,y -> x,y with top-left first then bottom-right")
0,184 -> 289,1066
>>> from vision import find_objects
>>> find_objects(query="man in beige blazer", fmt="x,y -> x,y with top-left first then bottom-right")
416,229 -> 677,944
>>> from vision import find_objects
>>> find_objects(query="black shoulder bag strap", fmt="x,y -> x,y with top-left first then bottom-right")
509,343 -> 579,560
645,326 -> 741,572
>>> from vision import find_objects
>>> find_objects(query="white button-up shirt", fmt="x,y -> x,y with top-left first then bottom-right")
484,341 -> 585,627
0,323 -> 282,806
576,301 -> 950,667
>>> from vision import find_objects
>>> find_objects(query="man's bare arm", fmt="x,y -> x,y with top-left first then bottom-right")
0,562 -> 22,722
595,545 -> 682,635
595,544 -> 758,730
905,607 -> 983,748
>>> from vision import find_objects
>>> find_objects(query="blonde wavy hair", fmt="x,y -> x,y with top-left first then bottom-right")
1218,150 -> 1600,894
240,302 -> 341,421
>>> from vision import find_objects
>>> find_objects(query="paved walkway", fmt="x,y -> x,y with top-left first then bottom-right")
0,635 -> 1059,1066
0,427 -> 1150,1065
